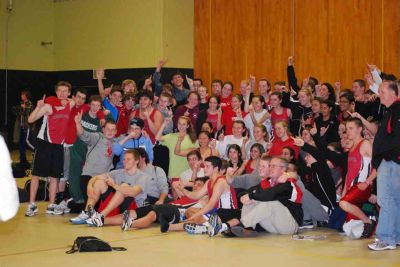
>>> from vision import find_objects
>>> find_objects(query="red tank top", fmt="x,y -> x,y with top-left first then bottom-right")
346,140 -> 364,191
271,107 -> 289,125
244,159 -> 254,174
207,176 -> 238,209
133,108 -> 157,143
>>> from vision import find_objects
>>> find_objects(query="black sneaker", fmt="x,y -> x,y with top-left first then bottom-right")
159,214 -> 170,233
221,229 -> 237,238
230,226 -> 259,237
361,220 -> 376,239
299,219 -> 315,229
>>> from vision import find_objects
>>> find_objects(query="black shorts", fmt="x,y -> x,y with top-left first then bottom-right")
217,208 -> 241,223
32,139 -> 64,178
100,187 -> 135,213
135,205 -> 157,221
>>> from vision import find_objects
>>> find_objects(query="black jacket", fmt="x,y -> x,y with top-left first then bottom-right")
373,100 -> 400,168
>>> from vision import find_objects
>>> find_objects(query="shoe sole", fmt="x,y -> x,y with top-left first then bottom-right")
299,225 -> 316,230
368,245 -> 396,251
70,220 -> 88,225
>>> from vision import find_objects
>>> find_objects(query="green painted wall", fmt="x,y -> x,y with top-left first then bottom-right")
0,0 -> 193,71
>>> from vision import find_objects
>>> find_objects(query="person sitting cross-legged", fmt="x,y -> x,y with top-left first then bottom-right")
70,149 -> 148,226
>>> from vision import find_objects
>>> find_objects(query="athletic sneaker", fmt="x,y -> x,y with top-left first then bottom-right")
46,204 -> 58,214
368,239 -> 396,251
184,223 -> 208,235
70,211 -> 90,224
57,200 -> 71,214
231,226 -> 259,238
121,210 -> 134,231
208,212 -> 222,237
25,203 -> 38,217
299,219 -> 316,230
52,205 -> 65,215
91,212 -> 105,227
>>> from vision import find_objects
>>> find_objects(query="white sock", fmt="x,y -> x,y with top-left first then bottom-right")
220,223 -> 228,233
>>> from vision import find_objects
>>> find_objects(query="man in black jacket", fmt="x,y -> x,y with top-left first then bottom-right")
368,80 -> 400,251
229,156 -> 303,237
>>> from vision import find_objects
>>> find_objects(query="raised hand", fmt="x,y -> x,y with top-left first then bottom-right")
157,59 -> 167,68
144,75 -> 153,87
96,69 -> 105,79
74,111 -> 82,124
367,63 -> 377,73
185,75 -> 194,87
288,56 -> 294,66
334,81 -> 341,91
320,125 -> 330,136
37,94 -> 46,108
184,109 -> 190,117
292,137 -> 305,147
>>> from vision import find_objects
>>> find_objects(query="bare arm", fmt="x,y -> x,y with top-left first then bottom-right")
188,180 -> 227,219
180,180 -> 209,200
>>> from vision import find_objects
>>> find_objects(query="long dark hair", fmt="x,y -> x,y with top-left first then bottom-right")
227,144 -> 243,168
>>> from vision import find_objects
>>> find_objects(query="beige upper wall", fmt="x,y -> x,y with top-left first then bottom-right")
0,0 -> 54,71
0,0 -> 194,71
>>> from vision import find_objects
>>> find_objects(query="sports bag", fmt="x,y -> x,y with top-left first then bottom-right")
66,236 -> 126,254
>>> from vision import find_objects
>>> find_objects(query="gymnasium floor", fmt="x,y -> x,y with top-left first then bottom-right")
1,152 -> 399,267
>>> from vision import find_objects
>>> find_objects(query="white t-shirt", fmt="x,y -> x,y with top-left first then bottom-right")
180,168 -> 205,182
216,135 -> 244,159
243,109 -> 272,140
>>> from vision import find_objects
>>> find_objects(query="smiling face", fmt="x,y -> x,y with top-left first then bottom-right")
258,159 -> 270,178
320,85 -> 329,100
222,84 -> 233,98
311,99 -> 321,114
198,132 -> 210,147
56,85 -> 71,100
177,117 -> 189,133
268,158 -> 286,179
251,97 -> 264,112
258,80 -> 270,95
228,147 -> 239,163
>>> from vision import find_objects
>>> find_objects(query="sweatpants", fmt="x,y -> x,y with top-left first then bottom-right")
241,200 -> 298,234
297,179 -> 330,223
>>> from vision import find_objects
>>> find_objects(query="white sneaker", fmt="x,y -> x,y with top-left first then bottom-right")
70,211 -> 90,224
57,200 -> 71,214
368,239 -> 397,251
46,204 -> 58,214
25,203 -> 38,217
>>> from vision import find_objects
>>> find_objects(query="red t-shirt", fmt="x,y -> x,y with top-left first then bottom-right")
268,137 -> 300,159
221,108 -> 247,135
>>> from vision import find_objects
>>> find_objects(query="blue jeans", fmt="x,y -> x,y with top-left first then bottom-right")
376,160 -> 400,245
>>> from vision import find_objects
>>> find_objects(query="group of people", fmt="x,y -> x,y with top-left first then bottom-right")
21,57 -> 400,251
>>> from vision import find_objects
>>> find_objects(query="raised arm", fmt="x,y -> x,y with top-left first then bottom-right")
28,95 -> 52,123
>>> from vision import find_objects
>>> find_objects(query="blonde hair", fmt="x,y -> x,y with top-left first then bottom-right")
299,88 -> 313,102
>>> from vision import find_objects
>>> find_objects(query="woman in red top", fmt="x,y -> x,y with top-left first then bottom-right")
196,95 -> 221,134
268,121 -> 299,159
220,82 -> 234,111
269,91 -> 291,126
219,94 -> 247,135
130,90 -> 163,144
236,143 -> 265,176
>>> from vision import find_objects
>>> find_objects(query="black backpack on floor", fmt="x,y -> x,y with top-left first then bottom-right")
66,236 -> 126,254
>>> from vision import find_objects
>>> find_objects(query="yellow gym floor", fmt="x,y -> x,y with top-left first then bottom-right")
2,150 -> 399,267
0,202 -> 399,267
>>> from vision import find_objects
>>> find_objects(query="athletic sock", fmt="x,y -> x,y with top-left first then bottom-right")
220,223 -> 229,233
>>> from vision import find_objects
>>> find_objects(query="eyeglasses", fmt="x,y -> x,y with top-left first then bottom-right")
269,164 -> 285,169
